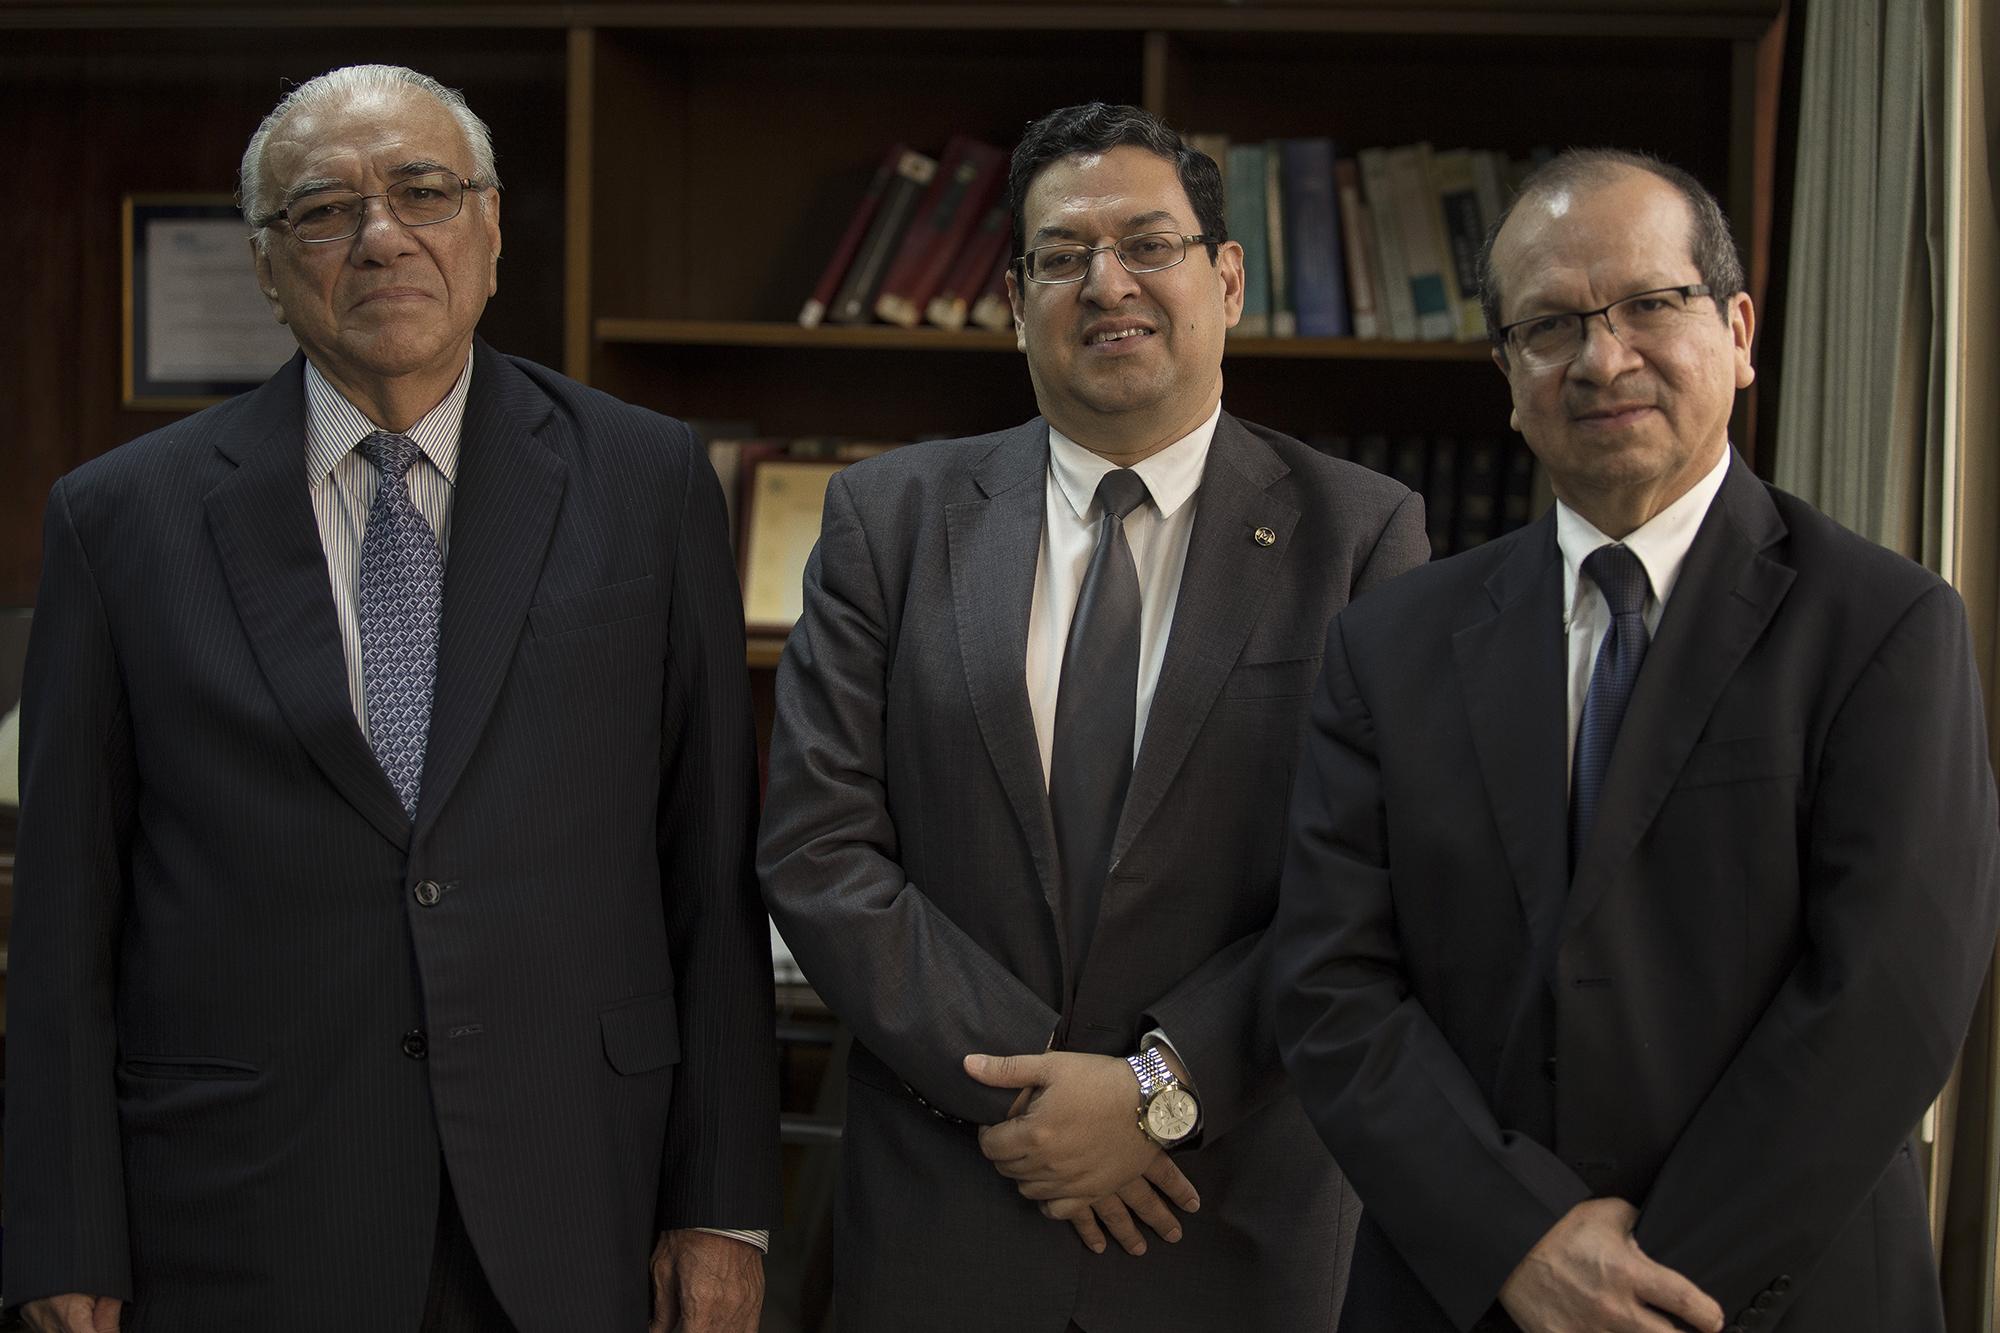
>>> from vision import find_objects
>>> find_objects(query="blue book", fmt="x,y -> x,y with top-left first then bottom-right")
1279,137 -> 1350,337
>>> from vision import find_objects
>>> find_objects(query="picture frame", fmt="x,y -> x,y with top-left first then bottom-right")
739,458 -> 845,636
122,194 -> 296,409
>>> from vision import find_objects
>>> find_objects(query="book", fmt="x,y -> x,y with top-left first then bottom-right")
1227,143 -> 1272,337
828,148 -> 935,324
1387,143 -> 1456,340
969,247 -> 1015,332
1350,433 -> 1391,477
925,204 -> 1010,331
1265,144 -> 1294,337
1430,148 -> 1489,341
1358,147 -> 1418,341
800,143 -> 909,328
1455,434 -> 1505,550
874,136 -> 1007,328
1334,158 -> 1381,339
1424,437 -> 1457,558
1279,137 -> 1349,337
1500,437 -> 1537,532
1186,132 -> 1230,186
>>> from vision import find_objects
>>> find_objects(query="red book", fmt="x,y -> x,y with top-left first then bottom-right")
968,246 -> 1015,332
799,144 -> 913,328
874,136 -> 1007,328
924,204 -> 1010,331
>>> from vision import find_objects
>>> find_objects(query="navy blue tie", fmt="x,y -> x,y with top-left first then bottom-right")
356,431 -> 442,818
1051,468 -> 1150,980
1570,544 -> 1650,870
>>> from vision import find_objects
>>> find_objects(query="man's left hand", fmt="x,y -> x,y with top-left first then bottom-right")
966,1050 -> 1157,1200
649,1230 -> 764,1333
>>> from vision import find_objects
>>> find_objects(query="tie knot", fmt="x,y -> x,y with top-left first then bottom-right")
1094,468 -> 1149,522
357,431 -> 423,482
1583,543 -> 1650,618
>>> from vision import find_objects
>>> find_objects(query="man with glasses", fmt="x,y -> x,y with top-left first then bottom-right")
1270,148 -> 2000,1333
760,102 -> 1427,1332
5,64 -> 776,1333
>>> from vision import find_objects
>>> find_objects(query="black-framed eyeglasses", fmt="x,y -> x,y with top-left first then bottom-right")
254,172 -> 484,244
1017,231 -> 1214,284
1497,284 -> 1714,369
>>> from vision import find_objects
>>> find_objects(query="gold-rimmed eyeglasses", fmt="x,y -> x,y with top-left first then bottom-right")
1017,231 -> 1214,285
255,172 -> 484,244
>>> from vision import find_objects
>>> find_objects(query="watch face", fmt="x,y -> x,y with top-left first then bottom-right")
1147,1087 -> 1198,1142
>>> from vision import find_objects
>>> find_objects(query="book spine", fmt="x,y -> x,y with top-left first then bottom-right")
1280,137 -> 1348,337
969,247 -> 1015,331
799,143 -> 902,328
1388,143 -> 1455,340
1359,148 -> 1418,341
1265,143 -> 1295,337
1431,148 -> 1488,341
1228,143 -> 1271,337
829,149 -> 935,324
1335,158 -> 1380,340
925,204 -> 1010,330
876,138 -> 1006,328
1425,437 -> 1457,558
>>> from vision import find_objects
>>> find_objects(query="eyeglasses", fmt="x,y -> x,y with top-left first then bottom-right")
1017,231 -> 1214,284
1498,284 -> 1715,369
255,172 -> 483,244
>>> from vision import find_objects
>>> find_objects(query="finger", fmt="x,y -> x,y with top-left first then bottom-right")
1014,1175 -> 1067,1200
1092,1196 -> 1147,1256
1116,1178 -> 1185,1243
963,1052 -> 1048,1090
1142,1153 -> 1201,1213
1631,1259 -> 1725,1333
1065,1211 -> 1108,1254
977,1121 -> 1033,1164
88,1300 -> 123,1333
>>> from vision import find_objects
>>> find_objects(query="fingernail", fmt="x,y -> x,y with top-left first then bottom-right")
1187,1197 -> 1201,1212
964,1054 -> 984,1073
1165,1229 -> 1182,1242
1090,1241 -> 1105,1253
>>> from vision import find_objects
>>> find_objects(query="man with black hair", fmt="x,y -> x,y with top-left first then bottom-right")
761,102 -> 1428,1332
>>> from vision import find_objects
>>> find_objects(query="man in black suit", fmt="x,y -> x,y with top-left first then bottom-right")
1271,148 -> 2000,1333
5,64 -> 777,1333
759,103 -> 1428,1332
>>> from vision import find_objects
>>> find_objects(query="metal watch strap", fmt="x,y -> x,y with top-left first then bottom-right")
1127,1045 -> 1176,1102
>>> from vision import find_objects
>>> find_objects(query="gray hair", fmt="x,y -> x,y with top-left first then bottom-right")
238,64 -> 500,250
1476,147 -> 1743,347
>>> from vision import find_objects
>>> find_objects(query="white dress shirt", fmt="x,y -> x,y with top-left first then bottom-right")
1558,445 -> 1732,785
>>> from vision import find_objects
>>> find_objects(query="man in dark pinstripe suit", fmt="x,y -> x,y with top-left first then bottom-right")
5,65 -> 776,1333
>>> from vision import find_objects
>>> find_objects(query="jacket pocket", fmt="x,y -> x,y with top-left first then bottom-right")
1222,655 -> 1323,700
599,991 -> 681,1075
529,575 -> 658,639
119,1055 -> 260,1081
1675,733 -> 1803,790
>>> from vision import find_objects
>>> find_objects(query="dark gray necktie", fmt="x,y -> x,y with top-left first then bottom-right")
1051,467 -> 1150,978
1570,543 -> 1651,870
356,430 -> 442,818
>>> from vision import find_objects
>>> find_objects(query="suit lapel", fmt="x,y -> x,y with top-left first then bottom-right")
204,353 -> 412,850
413,341 -> 566,833
1112,414 -> 1296,864
947,423 -> 1062,914
1562,457 -> 1794,935
1453,516 -> 1571,949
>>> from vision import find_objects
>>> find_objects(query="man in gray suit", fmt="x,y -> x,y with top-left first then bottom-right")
759,103 -> 1428,1332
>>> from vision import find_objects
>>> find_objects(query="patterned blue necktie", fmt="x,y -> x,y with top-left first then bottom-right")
356,430 -> 442,818
1570,543 -> 1651,870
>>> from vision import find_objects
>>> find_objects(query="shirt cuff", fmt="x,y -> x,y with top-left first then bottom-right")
688,1227 -> 770,1253
1141,1027 -> 1199,1097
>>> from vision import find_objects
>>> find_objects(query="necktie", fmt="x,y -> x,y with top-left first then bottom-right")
357,430 -> 442,818
1051,467 -> 1150,980
1570,543 -> 1651,869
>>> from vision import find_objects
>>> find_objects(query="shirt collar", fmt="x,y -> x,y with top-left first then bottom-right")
1047,401 -> 1221,523
1558,444 -> 1732,618
304,352 -> 473,489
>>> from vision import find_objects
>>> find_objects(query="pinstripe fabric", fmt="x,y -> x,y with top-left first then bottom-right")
4,344 -> 780,1332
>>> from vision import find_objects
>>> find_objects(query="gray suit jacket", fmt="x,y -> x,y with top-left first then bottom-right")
760,413 -> 1428,1332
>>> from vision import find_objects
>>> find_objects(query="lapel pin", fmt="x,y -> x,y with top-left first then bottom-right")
1253,526 -> 1277,548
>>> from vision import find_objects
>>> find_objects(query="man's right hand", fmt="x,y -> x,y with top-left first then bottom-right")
1499,1198 -> 1724,1333
23,1294 -> 124,1333
1038,1152 -> 1200,1255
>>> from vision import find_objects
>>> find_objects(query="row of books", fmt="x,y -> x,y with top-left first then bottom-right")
1311,432 -> 1539,558
798,139 -> 1015,333
1190,136 -> 1546,343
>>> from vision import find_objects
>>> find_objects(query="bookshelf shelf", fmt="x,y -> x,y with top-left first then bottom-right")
594,318 -> 1494,363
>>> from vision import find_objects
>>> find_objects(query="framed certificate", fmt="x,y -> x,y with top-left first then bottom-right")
122,195 -> 297,408
739,459 -> 844,636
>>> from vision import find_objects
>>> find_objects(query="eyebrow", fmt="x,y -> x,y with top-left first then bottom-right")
283,162 -> 458,203
1031,209 -> 1179,245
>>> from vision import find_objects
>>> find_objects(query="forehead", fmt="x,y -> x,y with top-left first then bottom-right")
262,89 -> 469,189
1022,144 -> 1194,234
1492,168 -> 1697,315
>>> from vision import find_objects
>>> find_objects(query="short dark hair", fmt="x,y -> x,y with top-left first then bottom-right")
1477,147 -> 1744,347
1005,102 -> 1226,270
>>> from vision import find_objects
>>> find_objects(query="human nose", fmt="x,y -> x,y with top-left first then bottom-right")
1077,244 -> 1142,303
348,194 -> 419,258
1568,308 -> 1642,380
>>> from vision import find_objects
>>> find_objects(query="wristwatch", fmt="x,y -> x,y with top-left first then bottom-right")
1126,1046 -> 1200,1148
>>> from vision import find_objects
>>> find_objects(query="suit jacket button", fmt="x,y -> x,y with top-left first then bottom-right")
1754,1291 -> 1777,1309
414,879 -> 442,907
1772,1276 -> 1792,1293
402,1029 -> 428,1060
1543,1055 -> 1558,1082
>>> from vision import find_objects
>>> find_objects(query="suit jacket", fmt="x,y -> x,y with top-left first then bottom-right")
1272,455 -> 2000,1333
3,343 -> 780,1332
758,413 -> 1429,1332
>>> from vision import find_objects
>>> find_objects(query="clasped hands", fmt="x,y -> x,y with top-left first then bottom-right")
1499,1198 -> 1725,1333
963,1050 -> 1199,1256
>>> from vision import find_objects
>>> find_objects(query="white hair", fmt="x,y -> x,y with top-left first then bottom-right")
238,64 -> 500,250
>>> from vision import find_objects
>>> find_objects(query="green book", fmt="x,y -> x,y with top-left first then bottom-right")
1228,143 -> 1271,337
